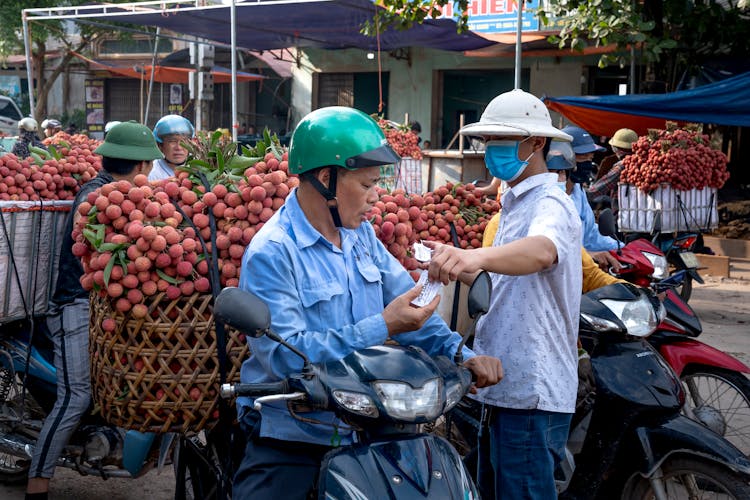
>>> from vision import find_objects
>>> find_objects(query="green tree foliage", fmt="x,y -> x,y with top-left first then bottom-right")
366,0 -> 750,89
541,0 -> 750,85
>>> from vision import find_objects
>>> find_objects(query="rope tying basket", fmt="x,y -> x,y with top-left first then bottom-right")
89,290 -> 248,434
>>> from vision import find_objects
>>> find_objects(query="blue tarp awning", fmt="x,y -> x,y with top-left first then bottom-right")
545,72 -> 750,137
81,0 -> 495,52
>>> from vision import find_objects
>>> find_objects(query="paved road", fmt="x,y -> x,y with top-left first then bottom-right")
2,277 -> 748,499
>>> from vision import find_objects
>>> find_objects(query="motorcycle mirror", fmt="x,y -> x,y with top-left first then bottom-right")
454,271 -> 492,364
598,209 -> 617,238
215,287 -> 270,338
215,287 -> 314,375
467,271 -> 491,319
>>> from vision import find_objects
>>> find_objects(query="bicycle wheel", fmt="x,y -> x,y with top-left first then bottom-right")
682,367 -> 750,456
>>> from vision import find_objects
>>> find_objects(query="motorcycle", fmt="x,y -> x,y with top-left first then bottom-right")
590,194 -> 703,301
655,230 -> 705,301
0,317 -> 171,485
210,273 -> 494,499
439,282 -> 750,499
598,208 -> 750,456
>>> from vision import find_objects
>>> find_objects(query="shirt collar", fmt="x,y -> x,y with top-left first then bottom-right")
285,188 -> 348,251
501,172 -> 558,206
99,170 -> 115,183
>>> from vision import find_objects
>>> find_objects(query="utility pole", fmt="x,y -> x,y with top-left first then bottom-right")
190,41 -> 214,131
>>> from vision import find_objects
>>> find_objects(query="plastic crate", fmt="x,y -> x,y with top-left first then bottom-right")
617,183 -> 718,233
378,158 -> 423,193
394,158 -> 423,194
0,201 -> 73,323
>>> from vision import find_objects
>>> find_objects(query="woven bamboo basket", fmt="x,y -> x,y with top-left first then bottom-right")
89,290 -> 249,434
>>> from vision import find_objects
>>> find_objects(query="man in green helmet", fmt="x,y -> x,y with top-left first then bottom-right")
234,106 -> 503,499
26,121 -> 162,500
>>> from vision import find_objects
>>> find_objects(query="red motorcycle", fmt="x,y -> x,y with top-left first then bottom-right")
599,209 -> 750,456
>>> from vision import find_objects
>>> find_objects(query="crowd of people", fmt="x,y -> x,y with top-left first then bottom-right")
16,92 -> 638,499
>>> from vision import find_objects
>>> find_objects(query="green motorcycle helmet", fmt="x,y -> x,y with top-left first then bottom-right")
289,106 -> 400,174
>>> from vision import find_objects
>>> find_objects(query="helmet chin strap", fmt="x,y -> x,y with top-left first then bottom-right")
303,167 -> 343,227
164,157 -> 184,168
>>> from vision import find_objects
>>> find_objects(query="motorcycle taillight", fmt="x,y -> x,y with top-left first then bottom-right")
675,235 -> 698,250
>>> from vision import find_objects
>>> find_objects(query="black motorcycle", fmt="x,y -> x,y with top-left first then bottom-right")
439,282 -> 750,499
178,272 -> 494,499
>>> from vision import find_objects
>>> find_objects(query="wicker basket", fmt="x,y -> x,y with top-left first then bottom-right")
89,291 -> 249,434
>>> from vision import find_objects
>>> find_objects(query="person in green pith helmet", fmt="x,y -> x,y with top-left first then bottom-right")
25,122 -> 162,500
233,106 -> 503,499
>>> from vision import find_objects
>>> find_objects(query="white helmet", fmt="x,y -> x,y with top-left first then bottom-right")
460,89 -> 572,141
42,118 -> 61,130
105,120 -> 122,133
19,117 -> 39,132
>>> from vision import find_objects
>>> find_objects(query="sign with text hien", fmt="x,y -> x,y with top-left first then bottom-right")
436,0 -> 540,34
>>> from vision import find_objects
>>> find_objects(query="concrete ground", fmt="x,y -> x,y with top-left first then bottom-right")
2,276 -> 748,499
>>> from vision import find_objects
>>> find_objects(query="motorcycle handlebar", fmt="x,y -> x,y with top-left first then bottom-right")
220,380 -> 290,399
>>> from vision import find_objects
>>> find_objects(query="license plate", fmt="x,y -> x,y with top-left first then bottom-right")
680,251 -> 700,269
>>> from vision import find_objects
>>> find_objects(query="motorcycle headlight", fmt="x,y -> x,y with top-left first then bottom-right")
642,252 -> 669,279
601,295 -> 659,337
580,312 -> 623,333
332,390 -> 379,418
373,379 -> 441,421
444,379 -> 465,412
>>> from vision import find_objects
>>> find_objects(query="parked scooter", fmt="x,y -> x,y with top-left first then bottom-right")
654,230 -> 705,301
599,208 -> 750,457
0,318 -> 170,484
439,281 -> 750,498
591,194 -> 703,301
211,274 -> 494,499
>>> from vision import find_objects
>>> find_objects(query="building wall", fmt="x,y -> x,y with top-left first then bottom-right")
298,47 -> 589,137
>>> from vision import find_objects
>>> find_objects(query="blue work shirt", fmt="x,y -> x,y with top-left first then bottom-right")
570,183 -> 618,252
237,189 -> 474,446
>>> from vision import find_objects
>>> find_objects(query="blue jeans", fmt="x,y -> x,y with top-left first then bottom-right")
232,408 -> 332,500
479,406 -> 572,500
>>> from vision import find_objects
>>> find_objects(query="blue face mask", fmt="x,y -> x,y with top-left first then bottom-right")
485,140 -> 534,182
556,181 -> 569,193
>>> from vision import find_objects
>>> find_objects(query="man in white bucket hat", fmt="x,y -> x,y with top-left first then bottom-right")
425,89 -> 582,500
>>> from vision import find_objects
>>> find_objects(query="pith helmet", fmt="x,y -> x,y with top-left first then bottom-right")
460,89 -> 572,141
609,128 -> 638,150
94,121 -> 164,161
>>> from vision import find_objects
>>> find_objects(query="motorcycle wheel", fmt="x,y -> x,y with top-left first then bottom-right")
681,367 -> 750,456
173,435 -> 221,500
621,457 -> 750,499
0,366 -> 31,484
677,272 -> 693,302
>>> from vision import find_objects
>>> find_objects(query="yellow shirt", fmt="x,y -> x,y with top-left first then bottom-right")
482,212 -> 624,293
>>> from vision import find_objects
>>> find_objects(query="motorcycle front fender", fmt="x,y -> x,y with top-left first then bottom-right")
318,434 -> 478,499
633,414 -> 750,478
687,267 -> 705,284
659,339 -> 750,376
122,430 -> 157,476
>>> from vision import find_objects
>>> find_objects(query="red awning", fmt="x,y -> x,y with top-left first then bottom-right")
545,101 -> 669,137
71,51 -> 265,84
